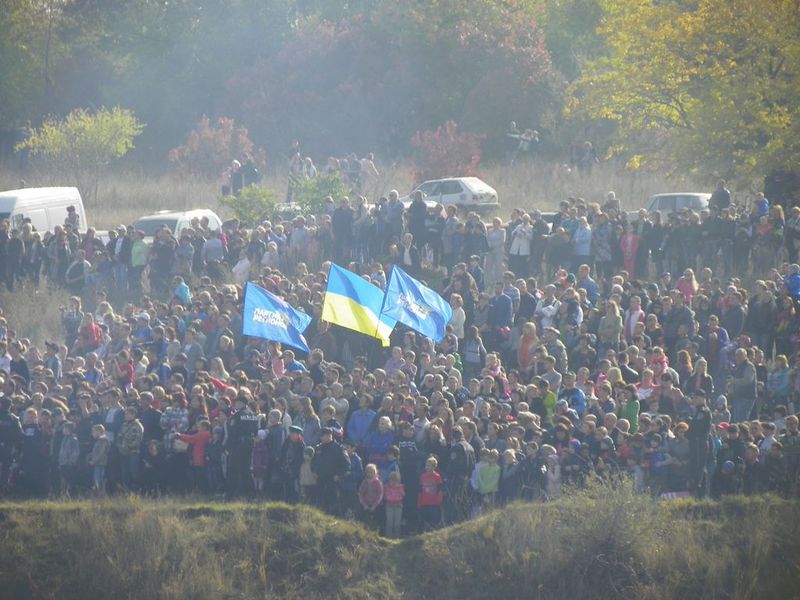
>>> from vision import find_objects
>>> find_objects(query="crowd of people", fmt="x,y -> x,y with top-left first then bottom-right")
0,179 -> 799,537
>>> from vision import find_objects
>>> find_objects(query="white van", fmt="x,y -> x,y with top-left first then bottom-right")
0,187 -> 88,234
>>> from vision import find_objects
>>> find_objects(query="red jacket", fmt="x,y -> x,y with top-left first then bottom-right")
177,429 -> 211,467
418,471 -> 443,507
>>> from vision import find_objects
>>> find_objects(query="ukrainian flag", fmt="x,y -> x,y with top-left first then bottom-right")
322,264 -> 396,346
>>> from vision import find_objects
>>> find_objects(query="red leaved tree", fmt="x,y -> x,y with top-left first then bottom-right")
410,121 -> 483,184
168,115 -> 265,177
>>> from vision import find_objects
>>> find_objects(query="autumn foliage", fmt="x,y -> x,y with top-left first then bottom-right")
168,116 -> 265,177
410,121 -> 482,184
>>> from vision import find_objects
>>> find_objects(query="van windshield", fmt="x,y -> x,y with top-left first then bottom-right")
133,218 -> 178,237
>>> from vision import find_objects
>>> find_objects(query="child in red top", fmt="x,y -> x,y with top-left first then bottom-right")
418,456 -> 444,531
383,470 -> 405,538
177,420 -> 212,492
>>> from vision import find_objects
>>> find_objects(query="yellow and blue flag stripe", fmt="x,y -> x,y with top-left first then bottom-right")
321,264 -> 396,346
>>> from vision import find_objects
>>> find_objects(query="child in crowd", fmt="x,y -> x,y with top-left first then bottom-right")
251,429 -> 269,493
384,470 -> 405,538
358,463 -> 384,531
57,421 -> 80,495
205,427 -> 225,495
476,448 -> 501,515
87,424 -> 110,495
418,457 -> 444,531
299,446 -> 317,504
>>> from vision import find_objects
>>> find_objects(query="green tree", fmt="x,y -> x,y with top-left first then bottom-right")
293,173 -> 351,215
568,0 -> 800,184
17,107 -> 144,202
219,185 -> 279,226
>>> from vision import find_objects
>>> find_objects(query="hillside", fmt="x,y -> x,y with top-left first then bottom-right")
0,486 -> 797,600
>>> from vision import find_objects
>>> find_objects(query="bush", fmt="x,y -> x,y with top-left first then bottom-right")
410,121 -> 483,185
168,116 -> 266,178
219,185 -> 279,227
293,172 -> 351,215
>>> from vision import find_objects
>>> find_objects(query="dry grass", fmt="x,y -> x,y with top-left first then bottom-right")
0,160 -> 703,231
0,486 -> 797,600
0,287 -> 71,347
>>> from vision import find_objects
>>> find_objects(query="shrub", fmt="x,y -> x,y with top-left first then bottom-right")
292,172 -> 351,215
410,121 -> 482,185
168,116 -> 265,178
219,185 -> 279,227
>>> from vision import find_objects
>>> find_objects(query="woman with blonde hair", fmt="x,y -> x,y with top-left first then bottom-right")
597,300 -> 623,355
676,268 -> 699,303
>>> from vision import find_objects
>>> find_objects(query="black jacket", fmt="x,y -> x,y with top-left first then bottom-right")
311,439 -> 350,480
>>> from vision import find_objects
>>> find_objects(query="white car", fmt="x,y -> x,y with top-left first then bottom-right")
132,209 -> 223,241
400,177 -> 499,212
643,193 -> 710,219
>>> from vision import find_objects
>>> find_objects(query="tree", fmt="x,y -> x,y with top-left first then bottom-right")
568,0 -> 800,184
410,121 -> 482,184
219,185 -> 279,227
17,107 -> 143,201
293,173 -> 351,215
169,116 -> 265,178
225,0 -> 558,158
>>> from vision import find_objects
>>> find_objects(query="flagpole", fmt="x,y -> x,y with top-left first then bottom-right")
240,282 -> 251,340
376,264 -> 396,340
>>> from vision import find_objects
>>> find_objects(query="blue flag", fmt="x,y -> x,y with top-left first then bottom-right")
380,266 -> 453,342
242,282 -> 312,353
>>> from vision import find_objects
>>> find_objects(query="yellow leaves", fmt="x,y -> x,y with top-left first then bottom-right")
569,0 -> 800,180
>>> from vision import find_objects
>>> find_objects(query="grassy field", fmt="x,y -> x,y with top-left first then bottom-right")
0,485 -> 797,600
0,160 -> 706,230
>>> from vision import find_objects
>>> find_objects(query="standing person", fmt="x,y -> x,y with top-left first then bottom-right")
571,217 -> 593,273
418,456 -> 444,531
485,218 -> 507,287
117,406 -> 144,491
444,427 -> 475,524
620,224 -> 640,278
88,424 -> 111,496
0,397 -> 22,490
441,205 -> 460,273
728,348 -> 757,423
407,191 -> 428,248
358,463 -> 384,531
280,425 -> 306,503
311,427 -> 351,515
709,179 -> 731,212
331,197 -> 354,263
384,469 -> 405,538
508,214 -> 533,278
225,395 -> 260,499
687,390 -> 712,497
57,421 -> 80,495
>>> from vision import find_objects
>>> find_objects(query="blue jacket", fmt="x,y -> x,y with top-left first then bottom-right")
577,276 -> 599,306
365,430 -> 394,462
347,409 -> 376,446
571,226 -> 592,256
785,273 -> 800,299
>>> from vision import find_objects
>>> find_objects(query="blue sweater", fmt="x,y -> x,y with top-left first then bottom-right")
347,409 -> 376,445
